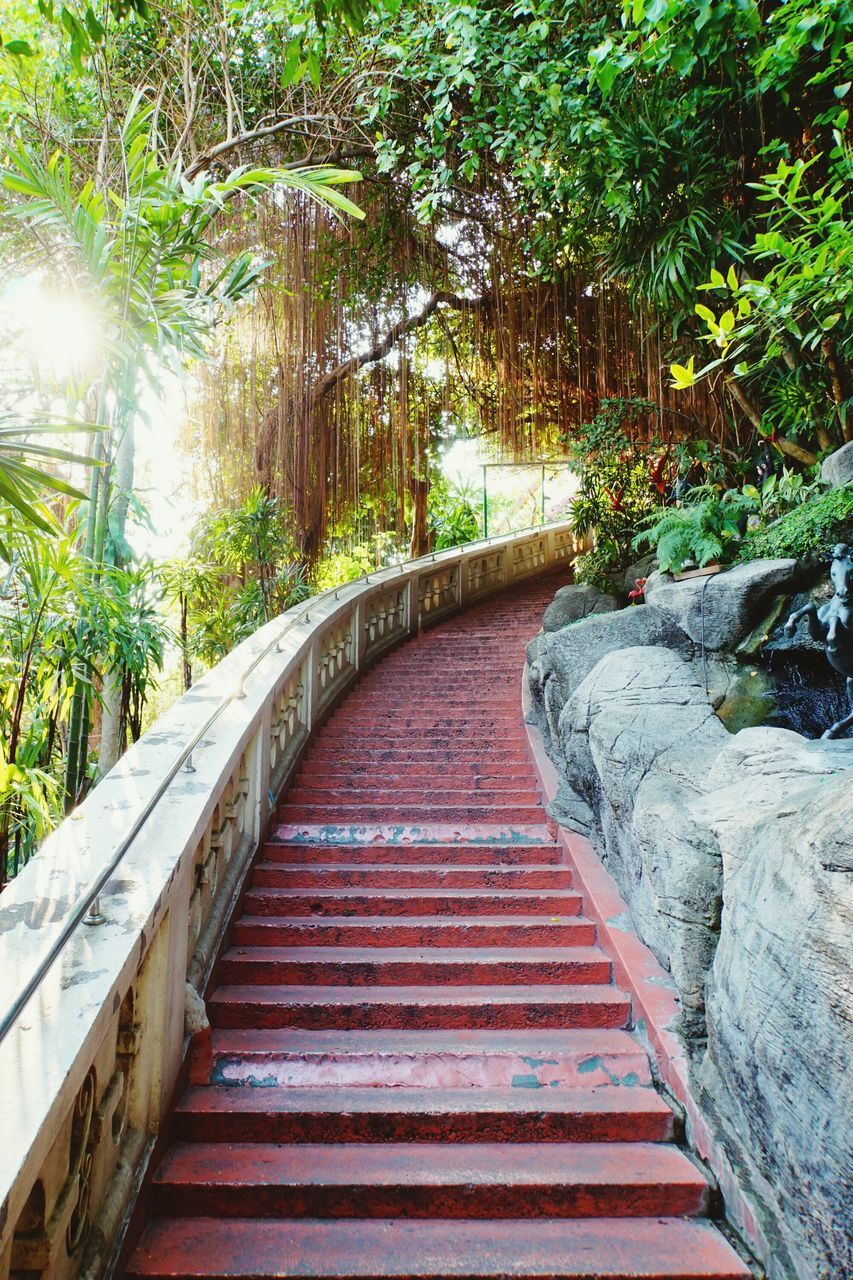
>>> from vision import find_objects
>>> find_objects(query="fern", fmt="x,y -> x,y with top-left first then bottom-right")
633,492 -> 752,574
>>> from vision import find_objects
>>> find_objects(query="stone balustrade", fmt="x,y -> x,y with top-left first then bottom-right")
0,521 -> 583,1280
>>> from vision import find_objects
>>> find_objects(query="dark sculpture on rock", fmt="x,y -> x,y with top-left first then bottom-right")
785,543 -> 853,738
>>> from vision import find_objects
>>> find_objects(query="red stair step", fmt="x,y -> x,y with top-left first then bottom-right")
285,788 -> 543,805
260,842 -> 562,865
127,1215 -> 751,1279
250,866 -> 572,890
174,1085 -> 676,1144
231,915 -> 597,948
278,805 -> 548,823
151,1141 -> 710,1219
207,982 -> 630,1030
303,747 -> 530,761
217,945 -> 610,986
206,1027 -> 652,1089
241,888 -> 584,918
292,769 -> 536,785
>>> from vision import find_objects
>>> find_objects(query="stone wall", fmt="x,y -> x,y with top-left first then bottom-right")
526,576 -> 853,1280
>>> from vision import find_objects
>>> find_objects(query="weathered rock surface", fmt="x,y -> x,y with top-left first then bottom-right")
560,646 -> 728,1034
541,582 -> 620,633
545,784 -> 594,837
693,729 -> 853,1280
820,439 -> 853,489
644,559 -> 800,650
527,563 -> 853,1277
527,604 -> 692,749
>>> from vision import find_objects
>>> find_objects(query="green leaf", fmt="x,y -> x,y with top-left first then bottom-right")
3,39 -> 35,55
670,356 -> 695,389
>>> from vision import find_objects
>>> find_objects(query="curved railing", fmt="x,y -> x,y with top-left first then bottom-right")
0,520 -> 583,1280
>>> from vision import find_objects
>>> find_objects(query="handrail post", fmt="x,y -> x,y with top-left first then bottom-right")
83,896 -> 105,926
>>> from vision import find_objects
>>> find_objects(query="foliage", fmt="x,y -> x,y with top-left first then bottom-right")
573,546 -> 619,593
166,488 -> 310,671
737,485 -> 853,565
1,93 -> 364,806
632,488 -> 755,575
312,530 -> 398,591
741,468 -> 821,523
0,513 -> 168,886
672,146 -> 853,450
0,417 -> 102,540
568,398 -> 665,570
427,474 -> 480,550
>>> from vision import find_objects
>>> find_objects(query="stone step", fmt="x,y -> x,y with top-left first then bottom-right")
250,865 -> 572,891
206,1027 -> 652,1089
231,915 -> 597,948
292,767 -> 537,785
302,746 -> 531,761
207,983 -> 630,1031
260,842 -> 563,865
284,788 -> 543,806
128,1216 -> 751,1279
241,887 -> 584,918
217,945 -> 610,987
151,1141 -> 710,1219
174,1085 -> 675,1144
274,823 -> 558,848
278,804 -> 547,824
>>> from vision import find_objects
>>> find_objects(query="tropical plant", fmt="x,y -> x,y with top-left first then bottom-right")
568,399 -> 666,573
428,475 -> 481,550
168,489 -> 311,669
573,546 -> 620,594
737,486 -> 853,565
1,97 -> 363,804
672,146 -> 853,457
741,468 -> 822,523
0,416 -> 103,540
632,489 -> 755,575
0,509 -> 169,885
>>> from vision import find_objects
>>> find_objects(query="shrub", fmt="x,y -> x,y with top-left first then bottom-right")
633,490 -> 754,575
574,546 -> 620,593
568,398 -> 665,570
737,486 -> 853,564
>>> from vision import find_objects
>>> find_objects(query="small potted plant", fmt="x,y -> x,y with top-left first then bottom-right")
632,489 -> 753,578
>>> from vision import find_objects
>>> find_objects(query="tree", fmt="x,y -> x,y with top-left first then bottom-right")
1,97 -> 363,802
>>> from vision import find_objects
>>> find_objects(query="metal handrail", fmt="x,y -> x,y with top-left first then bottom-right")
0,518 -> 572,1046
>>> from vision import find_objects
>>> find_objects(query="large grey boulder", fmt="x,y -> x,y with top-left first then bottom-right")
693,728 -> 853,1280
527,605 -> 692,750
541,583 -> 619,633
820,439 -> 853,489
644,559 -> 800,650
560,646 -> 727,1033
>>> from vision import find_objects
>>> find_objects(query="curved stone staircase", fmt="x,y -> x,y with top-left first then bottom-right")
126,573 -> 750,1280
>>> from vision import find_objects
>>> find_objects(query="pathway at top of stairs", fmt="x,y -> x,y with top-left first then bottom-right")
127,571 -> 750,1280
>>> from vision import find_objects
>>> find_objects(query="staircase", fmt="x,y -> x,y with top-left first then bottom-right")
126,574 -> 750,1280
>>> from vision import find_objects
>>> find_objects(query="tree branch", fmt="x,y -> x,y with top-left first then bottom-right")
184,116 -> 344,178
310,291 -> 493,405
727,378 -> 818,466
